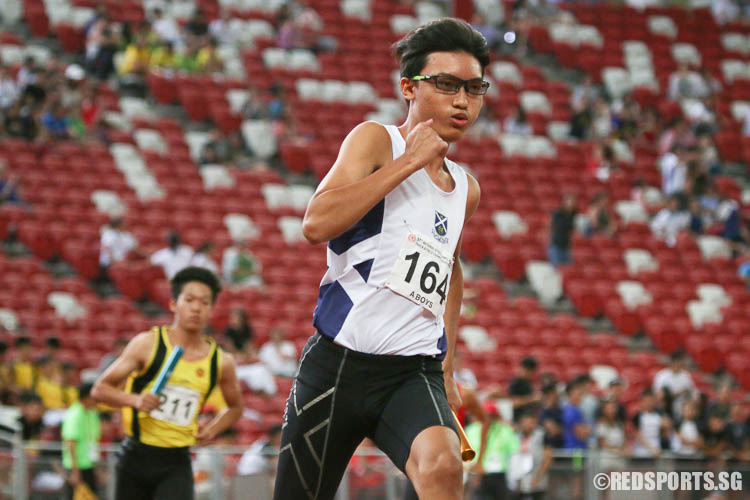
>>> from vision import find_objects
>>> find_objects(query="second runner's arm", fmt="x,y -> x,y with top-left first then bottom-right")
91,332 -> 161,412
442,174 -> 481,411
196,352 -> 243,443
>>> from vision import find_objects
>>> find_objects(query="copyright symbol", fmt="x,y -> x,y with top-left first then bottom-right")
594,473 -> 610,490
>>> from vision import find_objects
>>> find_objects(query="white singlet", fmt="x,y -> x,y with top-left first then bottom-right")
312,122 -> 469,357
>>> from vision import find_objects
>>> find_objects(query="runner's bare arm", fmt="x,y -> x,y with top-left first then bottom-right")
197,353 -> 243,443
92,332 -> 160,411
302,120 -> 447,244
442,174 -> 481,409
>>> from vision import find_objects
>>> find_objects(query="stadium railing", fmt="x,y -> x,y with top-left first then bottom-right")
1,431 -> 747,499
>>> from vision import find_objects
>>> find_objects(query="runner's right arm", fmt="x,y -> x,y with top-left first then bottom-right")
302,120 -> 447,245
92,332 -> 161,412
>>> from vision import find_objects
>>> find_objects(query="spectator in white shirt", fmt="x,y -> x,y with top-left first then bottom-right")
99,218 -> 139,268
650,194 -> 691,247
150,231 -> 194,279
668,63 -> 702,101
671,399 -> 702,457
0,65 -> 19,109
258,329 -> 297,378
208,10 -> 233,46
503,107 -> 533,136
236,344 -> 277,396
653,351 -> 698,418
659,146 -> 687,196
151,8 -> 182,45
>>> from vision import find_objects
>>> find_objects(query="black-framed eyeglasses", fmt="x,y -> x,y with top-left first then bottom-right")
411,74 -> 490,96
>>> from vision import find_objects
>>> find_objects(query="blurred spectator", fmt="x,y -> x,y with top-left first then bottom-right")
717,196 -> 747,247
632,388 -> 665,458
701,411 -> 728,460
258,329 -> 297,378
538,383 -> 564,448
707,382 -> 733,420
696,67 -> 722,99
61,64 -> 85,110
739,258 -> 750,288
185,9 -> 209,45
267,82 -> 287,121
576,374 -> 599,426
452,350 -> 478,389
276,2 -> 335,53
237,424 -> 283,486
199,129 -> 234,165
668,63 -> 702,101
687,198 -> 705,235
209,10 -> 233,45
99,217 -> 139,271
80,83 -> 102,130
508,409 -> 553,500
466,401 -> 518,500
585,143 -> 616,182
509,356 -> 539,420
13,336 -> 35,390
0,340 -> 10,403
17,391 -> 45,440
595,399 -> 628,470
35,356 -> 71,410
222,237 -> 263,287
503,107 -> 532,136
150,230 -> 194,279
88,20 -> 121,80
659,146 -> 687,195
571,74 -> 599,113
189,241 -> 219,274
0,65 -> 19,109
41,98 -> 71,140
562,379 -> 590,450
242,86 -> 270,120
724,403 -> 750,461
196,38 -> 224,74
650,194 -> 690,247
653,351 -> 697,417
151,8 -> 181,46
671,399 -> 702,457
0,160 -> 22,205
150,41 -> 179,71
119,31 -> 152,76
596,378 -> 627,423
224,309 -> 254,351
696,133 -> 720,175
42,337 -> 63,374
97,337 -> 128,375
235,344 -> 277,396
61,382 -> 100,500
584,192 -> 617,237
3,93 -> 39,141
16,56 -> 38,91
591,97 -> 613,138
658,119 -> 695,156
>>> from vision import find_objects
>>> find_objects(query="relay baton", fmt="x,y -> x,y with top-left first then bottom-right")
150,346 -> 184,395
452,410 -> 476,462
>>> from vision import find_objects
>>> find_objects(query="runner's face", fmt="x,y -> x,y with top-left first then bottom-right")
402,51 -> 484,143
171,281 -> 213,332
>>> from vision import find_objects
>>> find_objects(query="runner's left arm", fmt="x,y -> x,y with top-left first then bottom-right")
196,353 -> 243,443
442,174 -> 481,410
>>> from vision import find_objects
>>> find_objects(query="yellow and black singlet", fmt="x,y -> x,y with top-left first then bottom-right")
123,326 -> 222,448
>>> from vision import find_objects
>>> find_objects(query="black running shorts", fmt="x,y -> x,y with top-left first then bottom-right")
273,332 -> 458,500
114,438 -> 194,500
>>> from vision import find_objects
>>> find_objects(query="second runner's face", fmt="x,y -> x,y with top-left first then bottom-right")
404,51 -> 484,143
171,281 -> 213,333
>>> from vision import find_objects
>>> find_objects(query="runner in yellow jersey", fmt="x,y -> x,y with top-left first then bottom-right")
92,267 -> 242,500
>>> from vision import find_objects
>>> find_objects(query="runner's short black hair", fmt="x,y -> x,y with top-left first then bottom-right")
393,18 -> 490,79
171,266 -> 222,303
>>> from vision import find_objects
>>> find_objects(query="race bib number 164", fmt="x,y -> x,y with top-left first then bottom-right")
385,232 -> 453,317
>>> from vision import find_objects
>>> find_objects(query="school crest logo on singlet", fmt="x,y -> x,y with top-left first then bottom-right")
433,211 -> 449,243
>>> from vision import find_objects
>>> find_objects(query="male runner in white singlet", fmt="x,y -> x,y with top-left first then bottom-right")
273,18 -> 488,500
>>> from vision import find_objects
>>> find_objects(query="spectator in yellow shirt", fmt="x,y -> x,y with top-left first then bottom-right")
196,38 -> 224,74
119,32 -> 151,75
13,336 -> 36,390
35,356 -> 68,410
149,41 -> 178,70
